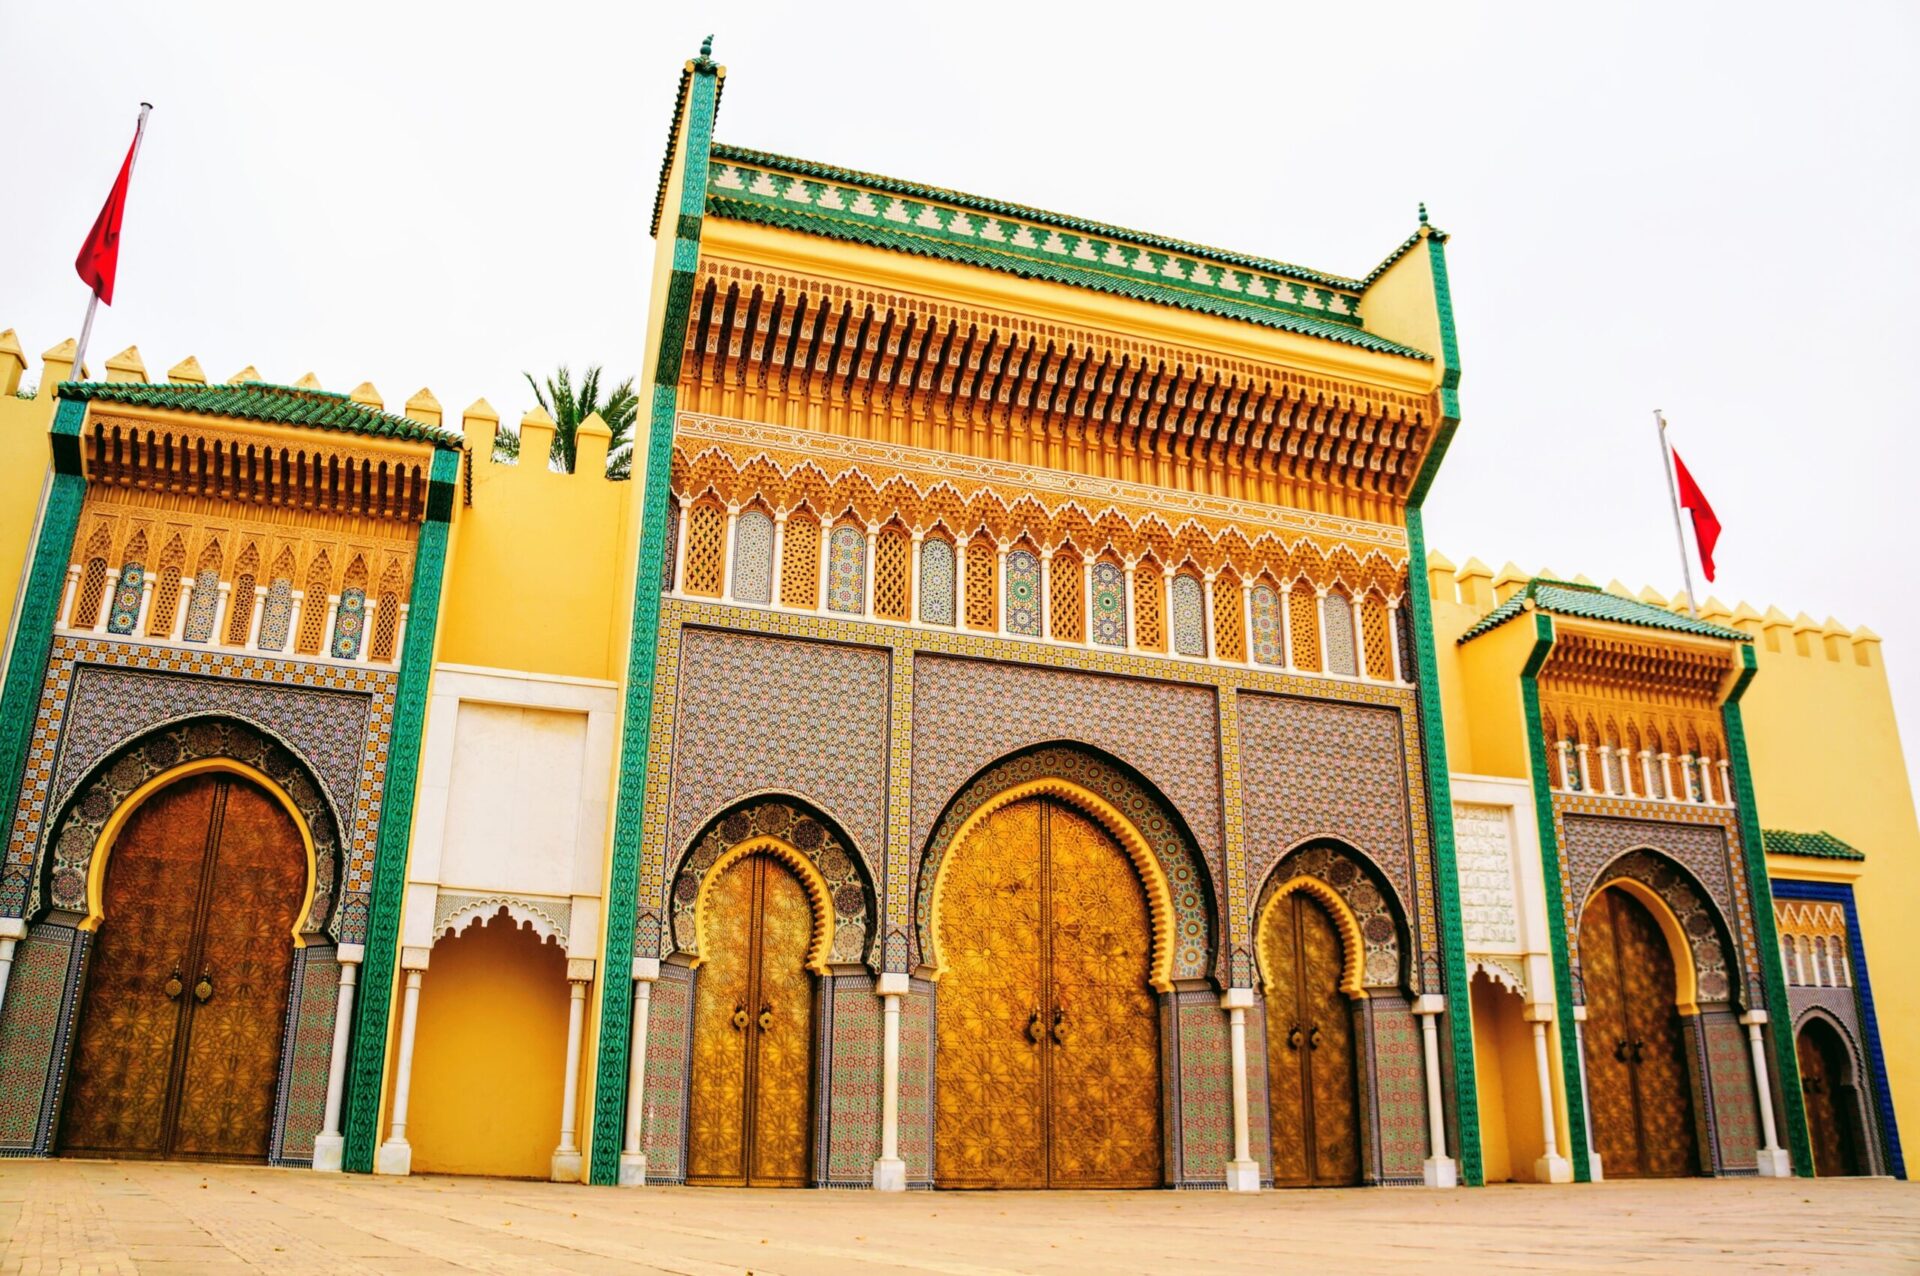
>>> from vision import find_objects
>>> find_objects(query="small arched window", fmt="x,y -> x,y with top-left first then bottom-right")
1049,550 -> 1085,643
919,536 -> 956,626
1090,559 -> 1126,647
295,550 -> 333,655
1132,560 -> 1164,652
1322,590 -> 1357,675
225,543 -> 261,646
873,525 -> 910,621
1360,592 -> 1393,680
1212,571 -> 1246,663
964,534 -> 997,631
732,508 -> 774,605
1005,547 -> 1041,636
1250,583 -> 1284,667
780,511 -> 820,609
1288,580 -> 1320,672
332,556 -> 370,659
827,525 -> 867,614
259,547 -> 298,652
146,534 -> 188,639
682,501 -> 727,597
71,524 -> 114,631
1171,573 -> 1205,657
370,561 -> 406,662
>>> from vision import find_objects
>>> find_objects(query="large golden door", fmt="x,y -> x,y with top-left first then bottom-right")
62,772 -> 307,1161
687,852 -> 815,1186
1262,892 -> 1361,1186
1580,887 -> 1698,1178
1798,1019 -> 1863,1176
934,796 -> 1161,1189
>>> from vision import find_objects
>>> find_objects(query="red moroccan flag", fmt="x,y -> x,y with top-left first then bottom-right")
74,129 -> 140,305
1671,449 -> 1722,582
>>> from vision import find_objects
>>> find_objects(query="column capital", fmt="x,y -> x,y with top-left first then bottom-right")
1739,1008 -> 1769,1027
875,972 -> 911,997
0,917 -> 27,942
632,956 -> 662,983
1219,987 -> 1256,1010
566,957 -> 596,984
400,946 -> 432,971
1412,993 -> 1446,1016
336,942 -> 366,965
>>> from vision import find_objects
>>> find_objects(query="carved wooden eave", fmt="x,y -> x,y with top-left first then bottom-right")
1538,619 -> 1743,707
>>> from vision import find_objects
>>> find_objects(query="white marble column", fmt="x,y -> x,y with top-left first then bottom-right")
1413,994 -> 1457,1187
619,958 -> 659,1186
671,499 -> 692,596
1280,585 -> 1299,671
376,949 -> 430,1176
873,972 -> 909,1191
0,917 -> 27,1025
1525,1006 -> 1573,1183
1742,1010 -> 1793,1176
1573,1009 -> 1603,1180
995,545 -> 1010,638
1222,988 -> 1260,1191
1640,750 -> 1657,800
1386,599 -> 1406,683
770,513 -> 788,608
311,942 -> 365,1172
551,959 -> 593,1182
719,506 -> 740,603
1575,744 -> 1593,793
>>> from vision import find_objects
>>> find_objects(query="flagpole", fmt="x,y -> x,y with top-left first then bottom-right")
1653,409 -> 1698,617
70,102 -> 152,382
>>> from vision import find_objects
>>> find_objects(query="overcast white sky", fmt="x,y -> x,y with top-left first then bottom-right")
4,2 -> 1917,798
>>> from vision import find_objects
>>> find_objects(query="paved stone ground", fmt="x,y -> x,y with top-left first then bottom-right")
1,1160 -> 1916,1274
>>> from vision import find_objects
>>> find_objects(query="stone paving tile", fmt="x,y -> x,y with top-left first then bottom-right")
2,1160 -> 1919,1274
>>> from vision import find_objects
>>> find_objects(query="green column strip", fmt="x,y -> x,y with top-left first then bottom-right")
1404,505 -> 1481,1185
1518,613 -> 1592,1180
342,446 -> 461,1173
1724,645 -> 1813,1175
588,51 -> 721,1186
0,399 -> 87,900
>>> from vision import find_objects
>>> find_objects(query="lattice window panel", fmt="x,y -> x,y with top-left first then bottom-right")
225,545 -> 260,645
873,527 -> 910,621
1288,580 -> 1320,672
965,536 -> 997,631
1360,594 -> 1393,680
146,538 -> 187,638
1049,553 -> 1084,643
1250,583 -> 1284,667
780,514 -> 820,608
1212,574 -> 1246,662
919,536 -> 956,625
732,508 -> 774,605
1090,559 -> 1126,647
827,525 -> 867,614
370,565 -> 405,662
295,553 -> 332,655
682,502 -> 727,597
72,557 -> 109,630
1170,573 -> 1205,657
1005,548 -> 1042,636
1133,564 -> 1164,652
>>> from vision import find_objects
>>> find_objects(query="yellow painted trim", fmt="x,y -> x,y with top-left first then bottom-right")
83,757 -> 318,947
1585,878 -> 1700,1017
1254,874 -> 1369,1001
691,835 -> 836,976
926,777 -> 1177,993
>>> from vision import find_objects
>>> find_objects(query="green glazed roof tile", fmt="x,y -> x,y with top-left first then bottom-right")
1763,829 -> 1866,861
59,381 -> 464,450
1459,578 -> 1752,644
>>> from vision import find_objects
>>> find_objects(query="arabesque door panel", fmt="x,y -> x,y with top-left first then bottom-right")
1262,892 -> 1360,1187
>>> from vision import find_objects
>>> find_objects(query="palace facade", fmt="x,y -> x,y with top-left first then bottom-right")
0,43 -> 1910,1190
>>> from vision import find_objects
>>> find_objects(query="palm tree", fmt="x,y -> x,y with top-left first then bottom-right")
497,364 -> 639,477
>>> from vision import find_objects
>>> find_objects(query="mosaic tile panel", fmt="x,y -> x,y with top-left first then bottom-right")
827,525 -> 865,614
1370,996 -> 1429,1181
1250,584 -> 1283,667
1257,843 -> 1406,990
1700,1007 -> 1759,1171
669,800 -> 874,967
1171,575 -> 1206,657
1596,850 -> 1735,1006
1004,549 -> 1041,636
732,509 -> 774,605
913,745 -> 1214,979
642,965 -> 694,1183
1245,1001 -> 1273,1177
106,565 -> 143,635
271,947 -> 341,1165
1090,560 -> 1126,648
258,577 -> 293,650
901,980 -> 934,1185
181,570 -> 220,643
1323,592 -> 1358,676
819,973 -> 883,1184
330,588 -> 366,660
918,538 -> 955,626
0,923 -> 80,1154
4,638 -> 394,940
1175,992 -> 1233,1185
664,630 -> 890,903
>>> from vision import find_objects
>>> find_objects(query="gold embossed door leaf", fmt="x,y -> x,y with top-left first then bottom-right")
1579,887 -> 1699,1179
1798,1020 -> 1862,1177
1261,892 -> 1361,1187
935,796 -> 1161,1189
687,853 -> 814,1186
62,773 -> 305,1161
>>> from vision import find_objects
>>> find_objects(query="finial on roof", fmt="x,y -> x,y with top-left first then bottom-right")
701,34 -> 713,57
1418,203 -> 1429,226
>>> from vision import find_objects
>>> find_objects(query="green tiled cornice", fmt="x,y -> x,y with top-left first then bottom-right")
1763,829 -> 1866,861
58,381 -> 464,450
649,39 -> 726,239
1459,579 -> 1752,645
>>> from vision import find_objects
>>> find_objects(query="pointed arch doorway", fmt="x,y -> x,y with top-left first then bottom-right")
60,766 -> 311,1161
931,791 -> 1163,1189
1259,885 -> 1362,1187
1797,1017 -> 1866,1176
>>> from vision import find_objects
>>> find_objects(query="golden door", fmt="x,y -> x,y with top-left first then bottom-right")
62,773 -> 306,1161
934,796 -> 1161,1189
1580,887 -> 1698,1178
687,852 -> 815,1186
1798,1020 -> 1863,1176
1262,893 -> 1361,1187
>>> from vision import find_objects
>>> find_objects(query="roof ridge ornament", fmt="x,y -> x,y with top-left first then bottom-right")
1418,202 -> 1429,226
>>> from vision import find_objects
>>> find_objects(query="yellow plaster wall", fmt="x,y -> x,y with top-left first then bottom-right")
1356,234 -> 1446,383
1470,973 -> 1550,1182
406,912 -> 573,1179
0,336 -> 61,637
